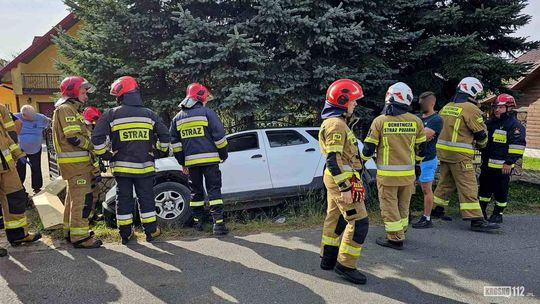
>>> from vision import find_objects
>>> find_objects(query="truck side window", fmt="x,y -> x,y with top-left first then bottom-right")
266,130 -> 308,148
228,132 -> 259,152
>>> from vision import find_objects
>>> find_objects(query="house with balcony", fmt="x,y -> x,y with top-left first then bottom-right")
0,13 -> 80,117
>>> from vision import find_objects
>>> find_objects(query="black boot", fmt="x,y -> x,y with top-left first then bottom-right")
471,219 -> 500,232
213,222 -> 229,236
412,215 -> 433,229
0,247 -> 7,257
480,201 -> 489,220
121,230 -> 134,245
146,227 -> 162,242
431,206 -> 453,221
193,218 -> 204,231
320,246 -> 339,270
334,262 -> 367,285
489,205 -> 504,223
10,232 -> 42,247
376,237 -> 404,250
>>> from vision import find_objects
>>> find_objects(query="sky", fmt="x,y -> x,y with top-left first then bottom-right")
0,0 -> 540,60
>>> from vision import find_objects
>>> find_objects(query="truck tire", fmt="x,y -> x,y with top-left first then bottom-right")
154,182 -> 192,228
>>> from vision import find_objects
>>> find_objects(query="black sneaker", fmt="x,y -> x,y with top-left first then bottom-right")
213,223 -> 229,236
334,262 -> 367,285
0,247 -> 7,257
376,237 -> 404,250
431,206 -> 453,221
471,219 -> 500,232
488,214 -> 503,224
412,216 -> 433,229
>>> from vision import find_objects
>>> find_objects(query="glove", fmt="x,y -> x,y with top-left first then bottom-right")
99,150 -> 113,161
218,150 -> 228,162
415,165 -> 422,180
17,157 -> 30,167
99,159 -> 107,173
350,175 -> 365,203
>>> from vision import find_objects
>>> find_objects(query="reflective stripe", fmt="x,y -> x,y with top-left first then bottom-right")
415,155 -> 424,161
451,119 -> 461,142
321,235 -> 340,247
401,217 -> 409,228
4,217 -> 28,229
325,145 -> 343,153
171,142 -> 183,151
383,137 -> 389,165
117,218 -> 133,226
140,216 -> 157,224
434,196 -> 449,206
324,169 -> 359,184
70,227 -> 89,236
215,137 -> 228,149
508,145 -> 525,155
415,135 -> 427,143
384,220 -> 403,232
377,169 -> 415,177
177,116 -> 208,126
436,140 -> 475,154
111,122 -> 153,131
479,196 -> 491,202
1,148 -> 13,162
94,142 -> 107,150
117,214 -> 133,220
9,144 -> 19,151
487,159 -> 515,169
140,212 -> 156,218
190,200 -> 205,207
340,243 -> 362,257
209,199 -> 223,206
111,161 -> 154,168
496,201 -> 507,207
185,153 -> 220,166
346,130 -> 357,144
110,117 -> 154,127
360,152 -> 371,161
4,121 -> 15,128
215,219 -> 224,224
63,125 -> 82,134
95,147 -> 108,155
460,202 -> 481,210
112,167 -> 155,174
364,136 -> 379,145
57,151 -> 91,163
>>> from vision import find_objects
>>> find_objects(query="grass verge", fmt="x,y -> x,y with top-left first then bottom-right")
522,156 -> 540,171
28,181 -> 540,244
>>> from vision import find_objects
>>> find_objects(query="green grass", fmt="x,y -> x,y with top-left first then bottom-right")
523,156 -> 540,171
28,181 -> 540,244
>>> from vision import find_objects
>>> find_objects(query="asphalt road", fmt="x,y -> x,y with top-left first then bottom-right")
0,215 -> 539,304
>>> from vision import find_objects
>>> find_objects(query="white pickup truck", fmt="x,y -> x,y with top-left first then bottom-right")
103,127 -> 377,227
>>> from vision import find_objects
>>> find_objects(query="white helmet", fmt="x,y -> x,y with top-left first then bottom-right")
385,82 -> 413,106
457,77 -> 483,97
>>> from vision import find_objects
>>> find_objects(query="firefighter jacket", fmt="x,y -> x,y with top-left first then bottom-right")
0,105 -> 17,143
170,103 -> 228,168
319,115 -> 363,192
361,112 -> 426,186
91,91 -> 170,178
481,113 -> 526,170
0,106 -> 25,173
436,96 -> 488,163
52,99 -> 95,180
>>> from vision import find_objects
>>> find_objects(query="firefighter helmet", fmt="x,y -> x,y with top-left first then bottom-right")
385,82 -> 413,106
494,93 -> 516,108
56,76 -> 95,107
325,79 -> 364,109
83,106 -> 102,124
110,76 -> 139,97
180,83 -> 213,108
457,77 -> 483,97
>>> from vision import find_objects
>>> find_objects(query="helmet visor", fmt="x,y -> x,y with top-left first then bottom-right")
81,81 -> 96,94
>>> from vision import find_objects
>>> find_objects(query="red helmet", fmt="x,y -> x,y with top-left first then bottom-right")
56,76 -> 95,107
83,106 -> 102,124
110,76 -> 139,97
180,83 -> 213,108
494,93 -> 516,107
325,79 -> 364,109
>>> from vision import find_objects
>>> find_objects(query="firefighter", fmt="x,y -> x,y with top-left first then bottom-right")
432,77 -> 500,232
83,106 -> 105,225
0,105 -> 21,230
170,83 -> 229,236
92,76 -> 170,245
478,94 -> 525,223
53,76 -> 102,248
318,79 -> 369,285
361,82 -> 427,250
0,104 -> 41,257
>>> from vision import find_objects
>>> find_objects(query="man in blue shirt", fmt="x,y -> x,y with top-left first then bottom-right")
14,105 -> 51,194
413,92 -> 443,229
